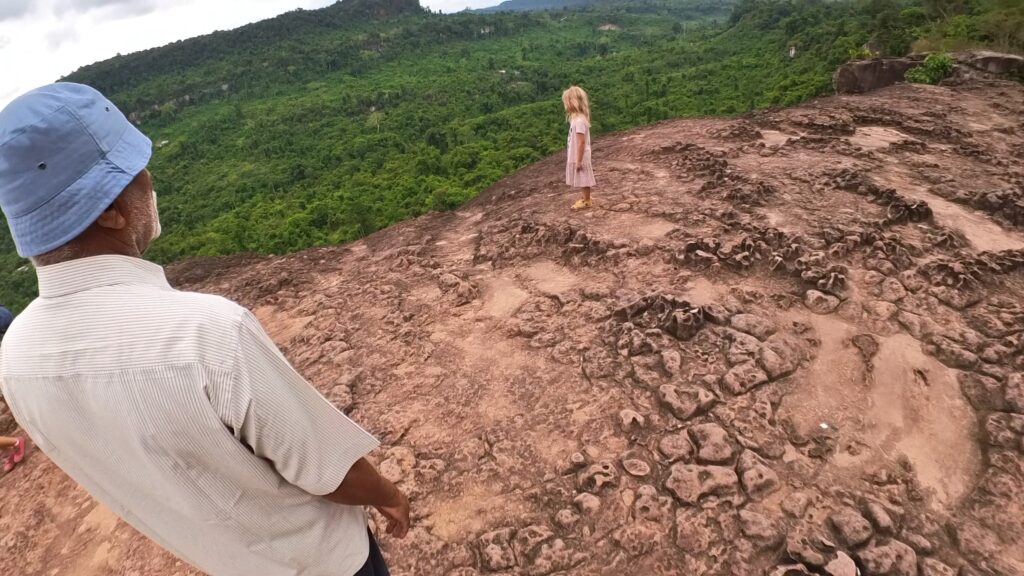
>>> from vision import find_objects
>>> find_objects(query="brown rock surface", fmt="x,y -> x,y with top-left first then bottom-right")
3,80 -> 1024,575
833,57 -> 921,94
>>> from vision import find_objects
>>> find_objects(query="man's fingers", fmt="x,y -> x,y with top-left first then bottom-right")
387,513 -> 408,539
374,500 -> 411,539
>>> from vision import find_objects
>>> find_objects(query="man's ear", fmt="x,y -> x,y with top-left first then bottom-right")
95,204 -> 128,230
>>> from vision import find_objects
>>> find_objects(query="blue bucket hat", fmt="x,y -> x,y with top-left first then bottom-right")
0,83 -> 152,257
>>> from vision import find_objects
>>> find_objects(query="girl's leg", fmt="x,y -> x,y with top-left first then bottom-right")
2,436 -> 25,472
582,187 -> 592,202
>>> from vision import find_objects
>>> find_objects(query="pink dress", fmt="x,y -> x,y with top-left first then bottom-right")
565,116 -> 596,188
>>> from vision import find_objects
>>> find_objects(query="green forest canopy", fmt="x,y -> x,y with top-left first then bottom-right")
0,0 -> 1021,312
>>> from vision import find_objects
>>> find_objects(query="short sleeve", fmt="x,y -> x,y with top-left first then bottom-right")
572,118 -> 587,134
223,310 -> 379,496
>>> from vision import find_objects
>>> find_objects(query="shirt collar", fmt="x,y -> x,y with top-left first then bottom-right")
36,255 -> 172,298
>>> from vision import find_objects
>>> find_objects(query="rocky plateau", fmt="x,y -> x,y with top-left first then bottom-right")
2,77 -> 1024,576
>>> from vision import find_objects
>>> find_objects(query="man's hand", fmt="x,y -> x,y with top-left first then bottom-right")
375,489 -> 411,539
326,457 -> 413,538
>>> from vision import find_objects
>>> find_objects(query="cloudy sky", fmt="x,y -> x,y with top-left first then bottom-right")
0,0 -> 494,108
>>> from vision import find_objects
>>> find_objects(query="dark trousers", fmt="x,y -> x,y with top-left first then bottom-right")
353,530 -> 390,576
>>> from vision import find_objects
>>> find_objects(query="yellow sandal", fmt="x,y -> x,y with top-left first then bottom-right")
571,198 -> 593,210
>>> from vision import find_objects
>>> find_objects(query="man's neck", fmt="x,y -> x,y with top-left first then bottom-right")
32,233 -> 141,268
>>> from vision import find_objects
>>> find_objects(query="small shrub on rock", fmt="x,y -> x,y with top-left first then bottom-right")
905,52 -> 955,84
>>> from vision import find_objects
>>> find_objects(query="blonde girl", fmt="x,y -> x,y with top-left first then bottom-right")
562,86 -> 596,209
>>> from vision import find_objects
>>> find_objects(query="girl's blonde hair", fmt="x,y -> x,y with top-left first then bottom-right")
562,85 -> 590,124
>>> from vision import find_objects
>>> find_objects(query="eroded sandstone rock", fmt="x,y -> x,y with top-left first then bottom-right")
722,362 -> 770,395
828,507 -> 874,548
660,384 -> 717,420
739,508 -> 784,548
665,463 -> 741,505
658,431 -> 695,462
731,313 -> 777,340
689,423 -> 737,464
856,540 -> 917,576
737,450 -> 780,500
759,332 -> 805,379
833,57 -> 919,94
577,461 -> 619,493
477,528 -> 516,572
825,551 -> 858,576
805,289 -> 841,314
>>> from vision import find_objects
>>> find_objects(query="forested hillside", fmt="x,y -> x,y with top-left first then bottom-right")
0,0 -> 1020,311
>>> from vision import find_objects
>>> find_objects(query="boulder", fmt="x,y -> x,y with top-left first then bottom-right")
961,50 -> 1024,76
833,58 -> 919,94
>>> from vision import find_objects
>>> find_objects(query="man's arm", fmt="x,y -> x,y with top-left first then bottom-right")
215,309 -> 411,537
326,457 -> 410,538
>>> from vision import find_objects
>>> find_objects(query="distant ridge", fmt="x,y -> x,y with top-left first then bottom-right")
63,0 -> 425,93
473,0 -> 591,13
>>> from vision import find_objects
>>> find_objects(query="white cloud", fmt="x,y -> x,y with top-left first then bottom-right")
0,0 -> 499,109
0,0 -> 34,22
45,24 -> 80,51
55,0 -> 158,11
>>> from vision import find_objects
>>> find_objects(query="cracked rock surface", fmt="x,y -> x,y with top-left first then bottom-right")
3,80 -> 1024,576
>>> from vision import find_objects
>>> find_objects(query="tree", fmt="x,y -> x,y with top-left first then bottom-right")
367,110 -> 385,133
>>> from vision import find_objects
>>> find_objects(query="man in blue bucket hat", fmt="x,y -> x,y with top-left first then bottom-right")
0,83 -> 407,575
0,306 -> 12,336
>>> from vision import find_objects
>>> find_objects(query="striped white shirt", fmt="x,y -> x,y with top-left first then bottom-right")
0,255 -> 380,576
